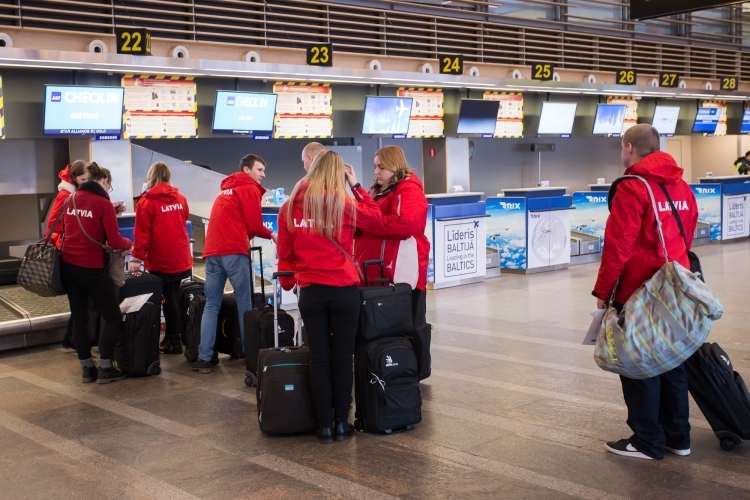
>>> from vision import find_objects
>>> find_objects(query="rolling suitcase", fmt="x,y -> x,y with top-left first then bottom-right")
354,335 -> 422,433
116,302 -> 161,376
243,303 -> 295,387
183,294 -> 205,363
256,271 -> 317,434
358,260 -> 413,342
177,276 -> 204,337
408,322 -> 432,381
685,342 -> 750,451
119,272 -> 163,306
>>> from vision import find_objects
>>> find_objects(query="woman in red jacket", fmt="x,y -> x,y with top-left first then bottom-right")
348,145 -> 430,325
47,160 -> 89,248
61,162 -> 133,384
277,150 -> 361,444
129,162 -> 193,354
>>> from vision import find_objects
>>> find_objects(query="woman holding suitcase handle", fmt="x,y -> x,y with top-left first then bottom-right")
129,162 -> 193,355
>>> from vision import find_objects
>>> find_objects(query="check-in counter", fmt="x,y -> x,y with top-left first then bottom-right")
587,183 -> 611,193
696,176 -> 750,242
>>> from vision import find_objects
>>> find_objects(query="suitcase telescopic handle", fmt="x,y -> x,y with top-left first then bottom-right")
271,272 -> 302,347
363,260 -> 384,287
249,246 -> 265,301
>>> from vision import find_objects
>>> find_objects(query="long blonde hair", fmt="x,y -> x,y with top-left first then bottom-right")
147,162 -> 171,189
371,145 -> 413,192
285,150 -> 355,239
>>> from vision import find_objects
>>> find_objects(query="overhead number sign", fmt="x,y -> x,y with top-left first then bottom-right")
532,63 -> 554,81
720,77 -> 739,91
439,55 -> 463,75
306,44 -> 332,67
660,72 -> 680,88
616,69 -> 637,86
115,28 -> 151,56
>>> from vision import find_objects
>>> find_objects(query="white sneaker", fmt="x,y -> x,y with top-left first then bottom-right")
605,439 -> 653,460
665,446 -> 691,456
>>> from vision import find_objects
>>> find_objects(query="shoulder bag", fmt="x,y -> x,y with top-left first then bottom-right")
72,193 -> 126,287
17,197 -> 68,297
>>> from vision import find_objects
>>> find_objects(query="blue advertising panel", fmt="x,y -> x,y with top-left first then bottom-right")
362,96 -> 413,135
571,192 -> 609,244
741,109 -> 750,134
485,197 -> 527,270
255,214 -> 278,282
691,184 -> 722,241
44,85 -> 124,135
212,91 -> 277,135
691,107 -> 720,134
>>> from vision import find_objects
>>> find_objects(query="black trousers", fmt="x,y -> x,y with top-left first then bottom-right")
62,261 -> 121,361
150,272 -> 181,343
619,363 -> 691,459
298,284 -> 360,428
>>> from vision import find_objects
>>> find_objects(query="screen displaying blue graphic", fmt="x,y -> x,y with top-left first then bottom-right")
44,85 -> 124,135
538,102 -> 577,135
592,104 -> 626,135
362,96 -> 413,135
456,100 -> 500,135
740,109 -> 750,134
212,91 -> 277,135
692,107 -> 721,134
652,106 -> 680,135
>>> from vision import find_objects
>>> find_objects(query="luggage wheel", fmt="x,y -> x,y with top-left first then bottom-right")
717,431 -> 742,452
244,372 -> 257,387
721,438 -> 735,452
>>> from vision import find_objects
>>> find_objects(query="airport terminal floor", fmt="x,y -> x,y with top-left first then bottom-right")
0,241 -> 748,500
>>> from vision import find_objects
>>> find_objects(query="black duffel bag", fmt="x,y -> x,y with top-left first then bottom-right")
357,260 -> 414,341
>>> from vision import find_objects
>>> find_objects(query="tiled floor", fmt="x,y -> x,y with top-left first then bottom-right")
1,241 -> 749,499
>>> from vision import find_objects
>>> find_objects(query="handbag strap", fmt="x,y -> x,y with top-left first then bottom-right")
72,192 -> 111,251
326,235 -> 365,282
618,175 -> 669,264
43,195 -> 69,245
656,183 -> 689,249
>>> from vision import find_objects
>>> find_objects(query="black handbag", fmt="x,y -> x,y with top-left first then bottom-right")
658,184 -> 704,281
357,260 -> 414,341
17,196 -> 68,297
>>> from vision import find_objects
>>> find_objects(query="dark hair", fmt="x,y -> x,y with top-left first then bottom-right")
70,159 -> 88,180
86,162 -> 112,184
239,154 -> 266,172
744,151 -> 750,158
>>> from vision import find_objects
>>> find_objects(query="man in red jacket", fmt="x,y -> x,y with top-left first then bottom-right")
194,154 -> 277,373
594,124 -> 698,460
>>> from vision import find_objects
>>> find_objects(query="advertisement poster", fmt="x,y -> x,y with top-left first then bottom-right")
607,97 -> 638,134
702,100 -> 727,137
273,83 -> 332,139
434,216 -> 486,284
691,184 -> 722,241
571,192 -> 609,243
122,75 -> 197,138
426,205 -> 435,283
484,92 -> 523,138
722,193 -> 749,240
397,88 -> 444,138
485,197 -> 527,270
527,210 -> 571,269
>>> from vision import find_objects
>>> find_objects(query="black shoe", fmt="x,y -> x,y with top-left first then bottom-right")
334,419 -> 355,442
605,439 -> 653,460
161,342 -> 183,355
81,365 -> 98,383
190,359 -> 212,374
317,427 -> 334,444
159,336 -> 170,350
96,365 -> 127,384
211,354 -> 220,366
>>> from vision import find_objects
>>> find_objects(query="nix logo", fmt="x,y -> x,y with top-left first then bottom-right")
220,188 -> 233,196
385,355 -> 398,367
696,187 -> 717,195
585,196 -> 607,203
50,92 -> 62,102
499,202 -> 522,210
263,222 -> 274,230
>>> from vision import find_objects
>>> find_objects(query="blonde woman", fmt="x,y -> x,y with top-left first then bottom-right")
130,162 -> 193,354
277,150 -> 365,444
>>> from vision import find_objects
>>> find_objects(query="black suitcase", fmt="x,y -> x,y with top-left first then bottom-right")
685,342 -> 750,451
119,272 -> 163,306
354,336 -> 422,433
358,260 -> 413,342
256,271 -> 317,434
177,279 -> 204,337
243,303 -> 295,387
408,322 -> 432,381
116,302 -> 161,376
183,294 -> 205,363
0,256 -> 21,286
215,294 -> 244,359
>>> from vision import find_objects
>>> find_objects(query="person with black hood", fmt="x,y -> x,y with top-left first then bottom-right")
129,162 -> 193,355
60,162 -> 133,384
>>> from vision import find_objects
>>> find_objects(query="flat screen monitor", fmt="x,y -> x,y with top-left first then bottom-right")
43,85 -> 124,135
537,102 -> 577,136
651,106 -> 680,136
212,91 -> 277,135
592,104 -> 627,136
361,96 -> 413,135
740,109 -> 750,134
455,99 -> 500,135
692,107 -> 721,134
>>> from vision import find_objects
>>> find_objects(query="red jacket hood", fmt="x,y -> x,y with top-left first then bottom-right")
625,152 -> 684,185
58,165 -> 72,183
143,182 -> 183,203
220,172 -> 266,194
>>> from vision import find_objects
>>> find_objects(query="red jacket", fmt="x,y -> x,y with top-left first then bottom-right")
202,173 -> 273,259
132,183 -> 193,274
352,174 -> 430,290
593,152 -> 698,305
47,166 -> 77,248
277,185 -> 360,290
60,182 -> 132,269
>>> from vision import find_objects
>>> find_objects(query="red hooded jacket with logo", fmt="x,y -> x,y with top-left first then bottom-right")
47,166 -> 77,248
593,151 -> 698,305
60,182 -> 132,269
132,183 -> 193,274
202,173 -> 272,259
351,174 -> 430,290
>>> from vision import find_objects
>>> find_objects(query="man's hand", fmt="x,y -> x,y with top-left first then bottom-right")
270,233 -> 278,244
344,163 -> 358,188
597,299 -> 606,310
129,260 -> 142,275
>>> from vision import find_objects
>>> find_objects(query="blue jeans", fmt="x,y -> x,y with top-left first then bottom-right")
198,255 -> 252,362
